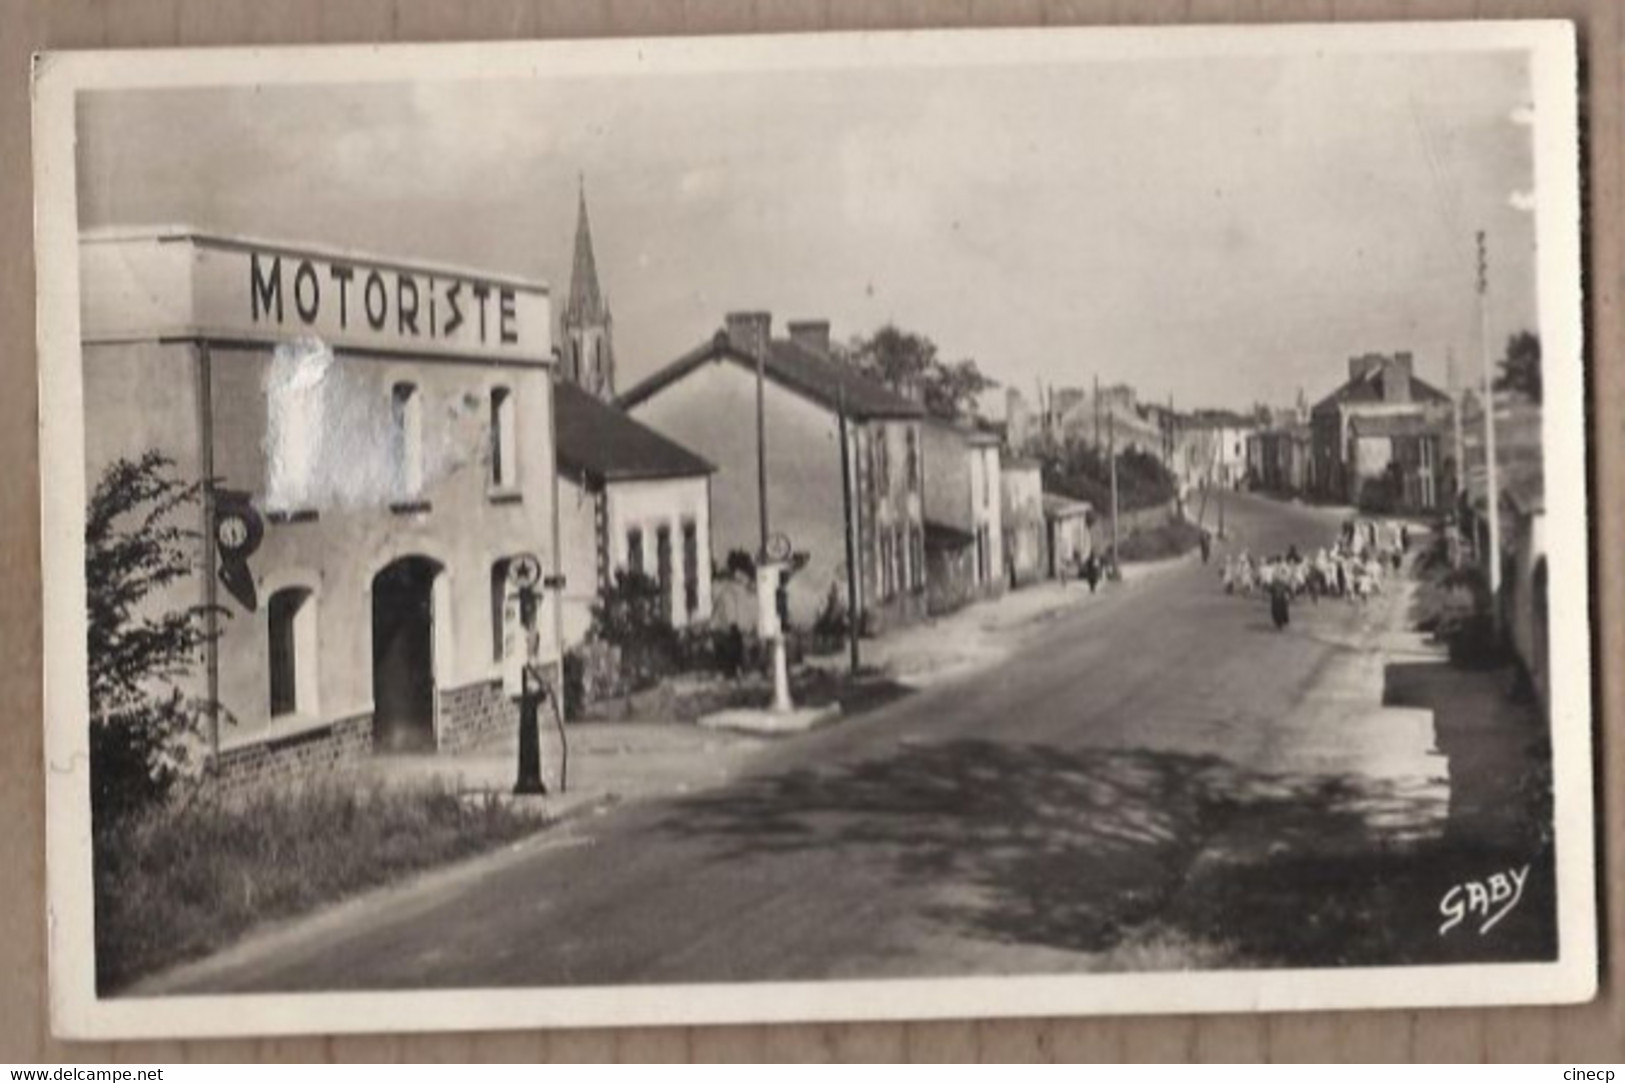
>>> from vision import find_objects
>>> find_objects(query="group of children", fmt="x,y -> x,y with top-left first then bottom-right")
1218,518 -> 1412,630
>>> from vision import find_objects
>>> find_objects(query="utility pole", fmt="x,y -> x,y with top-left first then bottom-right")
756,338 -> 769,558
1109,407 -> 1119,567
1477,230 -> 1503,625
837,385 -> 861,675
1447,345 -> 1466,569
1093,373 -> 1102,457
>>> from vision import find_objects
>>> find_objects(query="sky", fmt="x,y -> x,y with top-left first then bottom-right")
76,44 -> 1541,413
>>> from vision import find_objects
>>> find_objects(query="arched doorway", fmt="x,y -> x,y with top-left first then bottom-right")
372,555 -> 444,753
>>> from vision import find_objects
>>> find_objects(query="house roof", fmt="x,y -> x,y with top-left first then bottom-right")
1349,414 -> 1444,439
1313,364 -> 1451,414
618,330 -> 926,421
926,416 -> 1001,446
924,518 -> 976,548
555,382 -> 714,483
1042,494 -> 1093,519
1185,409 -> 1256,430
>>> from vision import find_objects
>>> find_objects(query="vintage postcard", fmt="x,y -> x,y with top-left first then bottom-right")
33,21 -> 1595,1039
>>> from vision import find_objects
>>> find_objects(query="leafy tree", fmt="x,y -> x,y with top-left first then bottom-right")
840,324 -> 997,420
86,452 -> 222,823
1493,331 -> 1541,404
589,569 -> 678,689
1040,439 -> 1176,513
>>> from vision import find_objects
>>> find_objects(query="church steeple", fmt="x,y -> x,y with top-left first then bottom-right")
561,178 -> 616,399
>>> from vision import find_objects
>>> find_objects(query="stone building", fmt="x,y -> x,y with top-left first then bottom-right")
79,228 -> 558,785
920,419 -> 1004,615
555,382 -> 715,647
620,313 -> 927,633
1309,352 -> 1452,506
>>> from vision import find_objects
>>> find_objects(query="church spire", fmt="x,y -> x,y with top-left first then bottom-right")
566,177 -> 607,326
561,177 -> 616,399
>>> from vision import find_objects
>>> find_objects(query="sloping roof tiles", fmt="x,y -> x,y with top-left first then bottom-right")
555,381 -> 714,483
618,331 -> 926,421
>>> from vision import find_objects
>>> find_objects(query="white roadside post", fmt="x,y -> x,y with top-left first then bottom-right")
757,560 -> 793,713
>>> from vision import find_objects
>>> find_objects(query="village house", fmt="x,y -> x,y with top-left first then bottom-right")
1309,351 -> 1452,506
554,382 -> 715,647
1182,409 -> 1257,491
920,418 -> 1004,615
79,228 -> 558,785
1000,457 -> 1048,588
619,313 -> 927,634
1250,424 -> 1314,495
1347,414 -> 1449,510
1043,494 -> 1095,579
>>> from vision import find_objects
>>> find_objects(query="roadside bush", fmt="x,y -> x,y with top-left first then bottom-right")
808,583 -> 851,655
589,570 -> 679,691
1042,441 -> 1177,513
85,452 -> 224,826
1117,519 -> 1204,563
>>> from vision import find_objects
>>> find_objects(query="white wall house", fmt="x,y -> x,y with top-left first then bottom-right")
554,381 -> 715,647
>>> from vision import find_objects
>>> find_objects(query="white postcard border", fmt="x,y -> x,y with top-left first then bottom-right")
33,20 -> 1596,1040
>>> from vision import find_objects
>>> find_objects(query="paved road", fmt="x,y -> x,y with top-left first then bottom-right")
150,494 -> 1540,993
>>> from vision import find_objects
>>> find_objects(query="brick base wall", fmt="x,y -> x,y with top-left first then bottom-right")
438,677 -> 520,753
210,712 -> 373,799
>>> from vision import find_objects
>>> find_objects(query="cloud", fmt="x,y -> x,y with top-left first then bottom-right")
1508,190 -> 1537,213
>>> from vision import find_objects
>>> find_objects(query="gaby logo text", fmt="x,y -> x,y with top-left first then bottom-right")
1438,864 -> 1531,936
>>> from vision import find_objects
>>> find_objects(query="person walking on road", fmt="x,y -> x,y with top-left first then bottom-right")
1199,528 -> 1212,565
1083,551 -> 1101,594
1269,576 -> 1292,631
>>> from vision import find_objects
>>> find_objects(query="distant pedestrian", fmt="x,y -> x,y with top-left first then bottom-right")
1199,529 -> 1212,565
1083,552 -> 1101,594
1269,579 -> 1292,631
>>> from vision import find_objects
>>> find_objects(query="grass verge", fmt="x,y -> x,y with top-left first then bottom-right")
94,777 -> 547,993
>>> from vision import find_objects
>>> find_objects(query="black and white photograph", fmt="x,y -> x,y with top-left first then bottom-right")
32,21 -> 1594,1038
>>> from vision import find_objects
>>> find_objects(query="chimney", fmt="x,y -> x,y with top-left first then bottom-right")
1382,356 -> 1412,404
1348,354 -> 1383,383
787,319 -> 831,356
1393,351 -> 1415,375
725,311 -> 772,364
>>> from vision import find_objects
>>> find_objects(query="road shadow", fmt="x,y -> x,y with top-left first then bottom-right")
656,737 -> 1556,970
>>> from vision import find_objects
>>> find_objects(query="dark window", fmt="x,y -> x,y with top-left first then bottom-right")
390,382 -> 422,498
490,387 -> 516,489
682,520 -> 700,619
627,527 -> 644,576
656,525 -> 673,623
490,558 -> 511,662
268,587 -> 313,718
905,428 -> 920,492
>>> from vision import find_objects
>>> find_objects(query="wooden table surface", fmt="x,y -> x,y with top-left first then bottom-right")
1,0 -> 1619,1063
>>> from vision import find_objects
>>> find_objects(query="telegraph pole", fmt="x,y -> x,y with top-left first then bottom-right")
756,339 -> 769,557
837,385 -> 861,675
1477,230 -> 1503,625
1093,373 -> 1102,457
1109,408 -> 1120,567
1447,345 -> 1466,569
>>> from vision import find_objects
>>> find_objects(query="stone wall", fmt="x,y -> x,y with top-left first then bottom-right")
210,712 -> 373,798
438,677 -> 520,754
